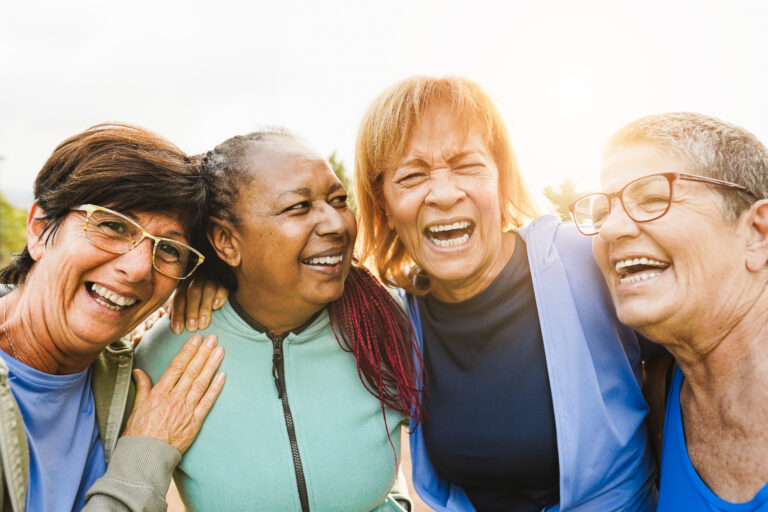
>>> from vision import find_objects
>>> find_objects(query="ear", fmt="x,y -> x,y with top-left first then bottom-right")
207,217 -> 241,267
26,202 -> 48,261
744,200 -> 768,272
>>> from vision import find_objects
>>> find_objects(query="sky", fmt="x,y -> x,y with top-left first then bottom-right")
1,0 -> 767,208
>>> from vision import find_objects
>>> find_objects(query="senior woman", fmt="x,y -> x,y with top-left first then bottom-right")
0,124 -> 225,512
571,112 -> 768,511
135,130 -> 421,511
353,76 -> 656,511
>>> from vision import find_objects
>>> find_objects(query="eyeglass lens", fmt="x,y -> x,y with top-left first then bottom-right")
574,174 -> 672,234
85,209 -> 193,278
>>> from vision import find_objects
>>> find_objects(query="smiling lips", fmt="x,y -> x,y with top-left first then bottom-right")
425,221 -> 474,248
301,254 -> 344,266
614,257 -> 670,285
88,283 -> 138,311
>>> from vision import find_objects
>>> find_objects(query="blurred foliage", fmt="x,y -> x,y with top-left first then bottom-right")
542,177 -> 583,222
328,151 -> 357,215
0,193 -> 27,267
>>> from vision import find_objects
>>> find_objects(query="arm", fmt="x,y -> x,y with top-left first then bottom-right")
84,334 -> 226,511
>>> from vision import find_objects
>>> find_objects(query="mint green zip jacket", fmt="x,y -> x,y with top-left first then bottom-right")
135,300 -> 410,512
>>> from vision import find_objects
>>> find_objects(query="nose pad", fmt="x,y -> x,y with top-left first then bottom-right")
598,198 -> 640,241
115,237 -> 155,281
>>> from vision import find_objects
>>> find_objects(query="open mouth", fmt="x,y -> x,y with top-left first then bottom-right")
614,257 -> 670,285
87,283 -> 138,311
425,221 -> 475,248
300,254 -> 344,267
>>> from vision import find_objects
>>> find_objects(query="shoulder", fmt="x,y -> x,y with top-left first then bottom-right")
133,316 -> 189,381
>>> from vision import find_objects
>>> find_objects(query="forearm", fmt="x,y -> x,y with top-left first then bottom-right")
83,436 -> 181,512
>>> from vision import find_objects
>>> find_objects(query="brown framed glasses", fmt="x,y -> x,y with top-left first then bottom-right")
569,172 -> 754,236
73,204 -> 205,279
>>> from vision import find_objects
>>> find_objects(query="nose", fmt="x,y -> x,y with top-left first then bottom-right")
425,168 -> 466,209
597,197 -> 641,243
113,237 -> 155,282
315,202 -> 347,238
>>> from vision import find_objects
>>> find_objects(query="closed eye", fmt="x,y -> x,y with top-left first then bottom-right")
397,172 -> 428,186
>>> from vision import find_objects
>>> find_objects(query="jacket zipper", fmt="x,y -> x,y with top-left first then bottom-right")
269,332 -> 310,512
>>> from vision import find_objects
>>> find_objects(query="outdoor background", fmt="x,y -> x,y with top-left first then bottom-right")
1,1 -> 767,510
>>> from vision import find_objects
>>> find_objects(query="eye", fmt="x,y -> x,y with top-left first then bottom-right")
283,201 -> 310,214
454,162 -> 483,172
397,172 -> 428,186
96,219 -> 129,235
156,240 -> 182,261
329,195 -> 348,209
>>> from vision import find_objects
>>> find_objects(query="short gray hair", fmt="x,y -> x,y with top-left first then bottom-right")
605,112 -> 768,220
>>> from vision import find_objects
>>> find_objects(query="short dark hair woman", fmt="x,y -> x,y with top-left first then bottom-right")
0,124 -> 225,512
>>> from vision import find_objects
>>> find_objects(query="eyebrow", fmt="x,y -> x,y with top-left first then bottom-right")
277,183 -> 343,199
398,150 -> 482,169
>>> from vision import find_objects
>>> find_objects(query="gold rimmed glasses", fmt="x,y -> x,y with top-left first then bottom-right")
72,204 -> 205,279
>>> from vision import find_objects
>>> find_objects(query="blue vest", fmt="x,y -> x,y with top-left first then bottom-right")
657,367 -> 768,511
404,216 -> 657,511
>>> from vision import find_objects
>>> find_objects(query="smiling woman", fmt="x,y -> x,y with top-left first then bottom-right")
0,124 -> 226,512
134,129 -> 422,512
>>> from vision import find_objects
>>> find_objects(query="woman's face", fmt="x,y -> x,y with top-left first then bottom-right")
381,107 -> 510,297
229,138 -> 356,317
592,143 -> 750,343
27,205 -> 187,353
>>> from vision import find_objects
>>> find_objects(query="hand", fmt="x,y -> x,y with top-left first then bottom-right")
123,334 -> 226,454
170,276 -> 229,334
130,305 -> 168,347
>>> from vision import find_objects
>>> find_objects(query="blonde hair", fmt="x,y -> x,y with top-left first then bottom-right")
355,75 -> 541,294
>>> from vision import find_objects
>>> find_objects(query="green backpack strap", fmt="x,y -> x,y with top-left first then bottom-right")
642,352 -> 676,468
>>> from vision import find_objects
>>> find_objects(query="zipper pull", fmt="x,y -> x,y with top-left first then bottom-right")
271,336 -> 284,399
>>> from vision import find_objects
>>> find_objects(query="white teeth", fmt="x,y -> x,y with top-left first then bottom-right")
430,233 -> 470,247
619,271 -> 661,285
614,257 -> 669,272
305,254 -> 343,265
90,283 -> 137,308
428,221 -> 471,233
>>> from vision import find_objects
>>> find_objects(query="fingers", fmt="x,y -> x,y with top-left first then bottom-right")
173,335 -> 222,398
213,283 -> 228,310
192,372 -> 226,428
170,288 -> 187,334
154,334 -> 203,390
132,369 -> 152,405
185,277 -> 204,332
198,279 -> 219,330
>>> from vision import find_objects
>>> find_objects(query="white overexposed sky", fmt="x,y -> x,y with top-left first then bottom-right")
1,0 -> 767,208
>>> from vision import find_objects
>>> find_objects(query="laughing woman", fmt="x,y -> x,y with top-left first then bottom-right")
0,124 -> 224,512
135,130 -> 421,511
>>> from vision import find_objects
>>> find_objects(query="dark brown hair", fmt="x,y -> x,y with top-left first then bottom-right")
0,123 -> 207,285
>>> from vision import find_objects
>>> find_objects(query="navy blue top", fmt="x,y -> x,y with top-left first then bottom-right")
657,367 -> 768,511
418,234 -> 559,512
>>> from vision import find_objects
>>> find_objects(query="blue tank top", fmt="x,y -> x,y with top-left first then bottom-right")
658,367 -> 768,511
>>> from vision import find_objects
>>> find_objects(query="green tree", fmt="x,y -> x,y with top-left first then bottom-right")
543,177 -> 582,222
0,193 -> 27,266
328,151 -> 357,215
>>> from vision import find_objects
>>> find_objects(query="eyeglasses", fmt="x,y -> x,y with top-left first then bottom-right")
72,204 -> 205,279
569,172 -> 754,236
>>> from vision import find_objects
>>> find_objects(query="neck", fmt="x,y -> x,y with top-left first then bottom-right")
428,231 -> 516,303
1,291 -> 97,374
232,288 -> 323,336
650,291 -> 768,407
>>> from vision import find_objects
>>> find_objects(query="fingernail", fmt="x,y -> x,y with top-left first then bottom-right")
173,322 -> 182,334
205,335 -> 217,348
214,372 -> 226,385
200,315 -> 208,329
189,335 -> 202,346
214,346 -> 224,359
213,298 -> 222,309
189,318 -> 197,331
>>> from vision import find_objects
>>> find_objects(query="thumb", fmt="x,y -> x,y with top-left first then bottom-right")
132,369 -> 152,405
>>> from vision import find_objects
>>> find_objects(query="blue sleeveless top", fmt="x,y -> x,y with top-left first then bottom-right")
658,367 -> 768,511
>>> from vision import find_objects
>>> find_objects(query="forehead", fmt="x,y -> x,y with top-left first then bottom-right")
403,107 -> 491,159
240,139 -> 338,199
601,143 -> 689,192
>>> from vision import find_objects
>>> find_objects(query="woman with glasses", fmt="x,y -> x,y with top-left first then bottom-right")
574,112 -> 768,511
134,130 -> 420,511
0,124 -> 225,512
